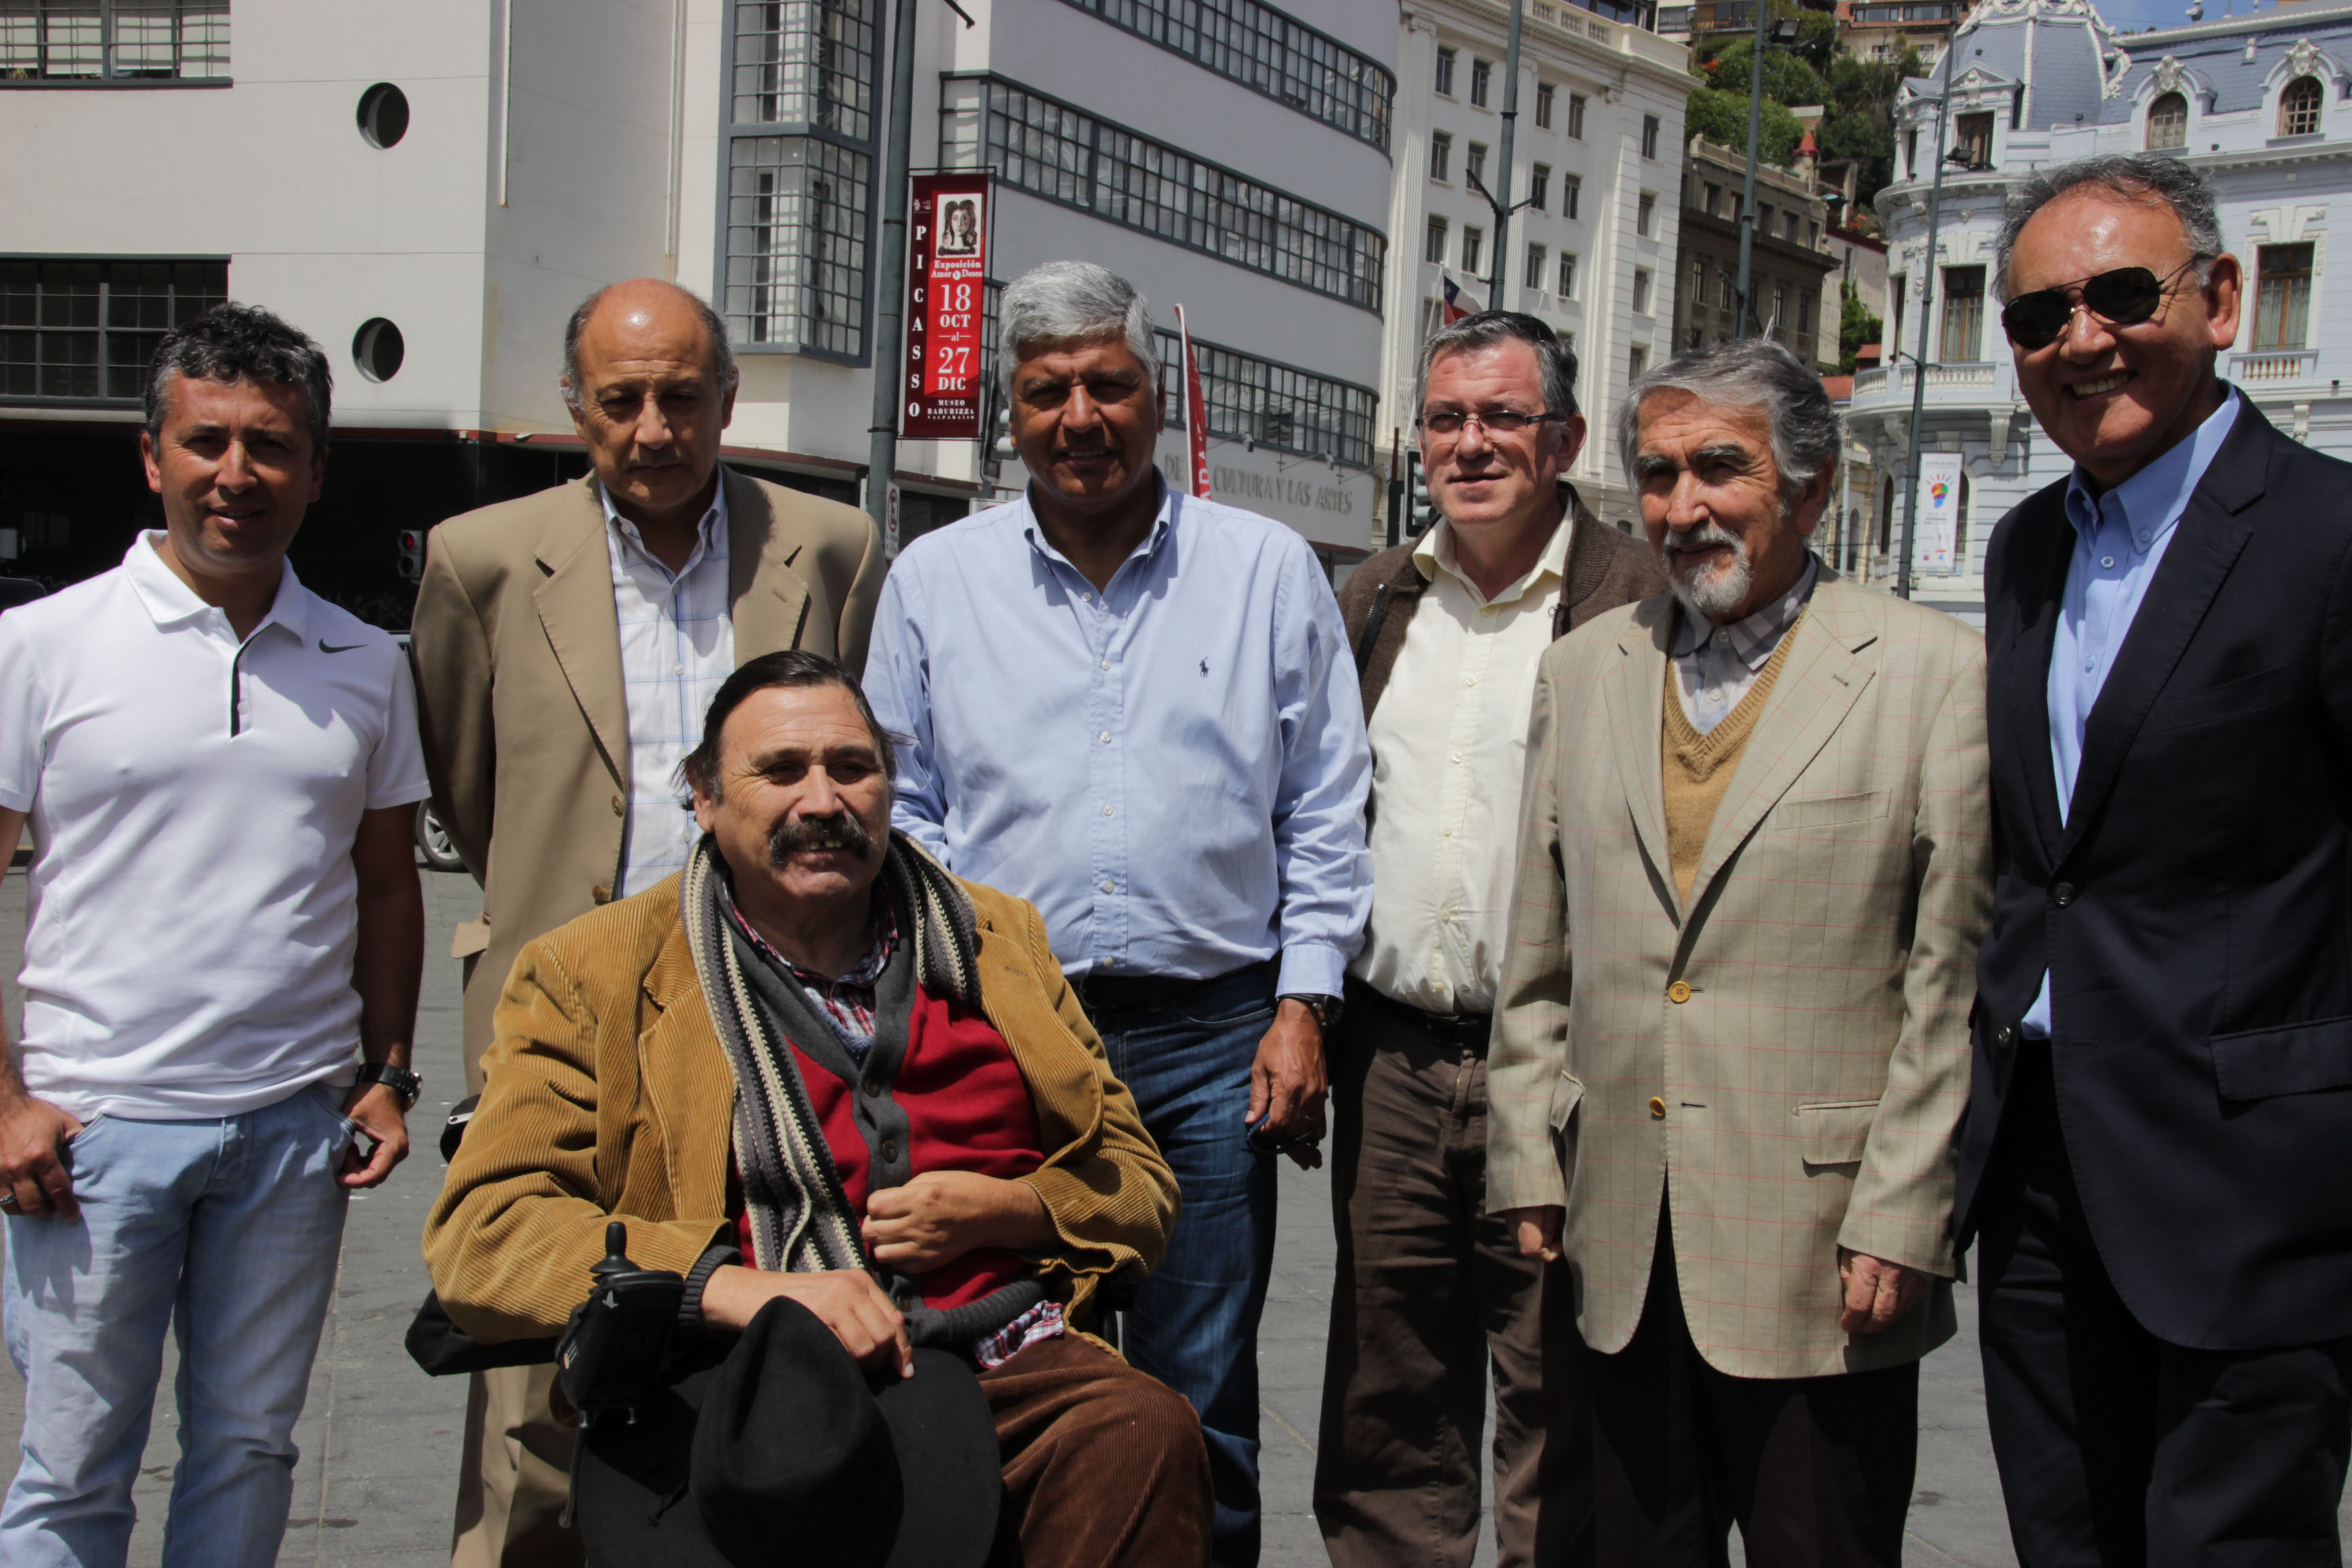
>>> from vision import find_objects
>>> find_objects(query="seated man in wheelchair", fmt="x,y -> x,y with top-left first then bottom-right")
425,651 -> 1210,1568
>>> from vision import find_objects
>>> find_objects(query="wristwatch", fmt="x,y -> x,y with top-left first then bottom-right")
1279,993 -> 1343,1034
354,1061 -> 423,1111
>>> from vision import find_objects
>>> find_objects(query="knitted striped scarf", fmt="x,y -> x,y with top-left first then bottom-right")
679,830 -> 982,1277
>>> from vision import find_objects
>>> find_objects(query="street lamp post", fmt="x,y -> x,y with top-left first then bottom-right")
1733,7 -> 1802,339
865,0 -> 921,538
1893,29 -> 1964,601
1467,0 -> 1530,301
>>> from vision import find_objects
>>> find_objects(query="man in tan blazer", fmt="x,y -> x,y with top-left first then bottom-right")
1486,340 -> 1991,1567
410,278 -> 882,1567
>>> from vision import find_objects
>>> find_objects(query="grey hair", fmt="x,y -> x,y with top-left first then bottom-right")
996,260 -> 1161,397
1616,338 -> 1842,506
1994,154 -> 2223,300
559,280 -> 738,410
145,302 -> 333,456
1414,311 -> 1580,423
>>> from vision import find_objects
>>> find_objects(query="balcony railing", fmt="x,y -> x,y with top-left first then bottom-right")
2232,348 -> 2319,385
1852,361 -> 1997,399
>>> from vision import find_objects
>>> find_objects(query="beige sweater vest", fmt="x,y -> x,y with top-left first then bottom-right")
1660,617 -> 1803,908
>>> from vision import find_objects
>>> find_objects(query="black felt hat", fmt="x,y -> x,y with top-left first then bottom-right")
574,1296 -> 1000,1568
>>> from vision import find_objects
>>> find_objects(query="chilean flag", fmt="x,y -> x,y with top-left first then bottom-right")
1441,270 -> 1486,324
1174,303 -> 1211,500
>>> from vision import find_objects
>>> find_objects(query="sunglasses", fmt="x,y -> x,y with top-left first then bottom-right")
1999,260 -> 2200,350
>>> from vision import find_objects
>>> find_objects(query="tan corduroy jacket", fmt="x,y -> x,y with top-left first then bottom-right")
1485,570 -> 1993,1379
421,873 -> 1179,1349
411,468 -> 884,1084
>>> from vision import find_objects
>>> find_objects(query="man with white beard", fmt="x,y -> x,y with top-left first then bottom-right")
1485,338 -> 1993,1566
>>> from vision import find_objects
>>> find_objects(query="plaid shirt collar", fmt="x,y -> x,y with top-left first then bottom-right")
724,885 -> 899,997
1670,551 -> 1819,668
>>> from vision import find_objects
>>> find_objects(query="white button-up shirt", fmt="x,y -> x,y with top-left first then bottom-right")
1352,512 -> 1573,1017
0,534 -> 430,1119
603,480 -> 734,896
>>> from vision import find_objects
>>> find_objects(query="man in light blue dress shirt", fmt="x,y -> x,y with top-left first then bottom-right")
866,262 -> 1371,1567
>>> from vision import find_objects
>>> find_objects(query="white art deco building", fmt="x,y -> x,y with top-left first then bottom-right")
1843,0 -> 2352,622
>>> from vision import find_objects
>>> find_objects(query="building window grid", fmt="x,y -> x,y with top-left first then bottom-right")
1429,129 -> 1452,181
1637,192 -> 1656,237
0,258 -> 227,401
2281,74 -> 2323,137
1529,162 -> 1550,210
723,0 -> 881,361
1435,45 -> 1454,96
1633,267 -> 1652,314
2147,90 -> 2188,150
1527,242 -> 1546,289
1941,264 -> 1985,361
1470,56 -> 1490,107
1535,81 -> 1554,128
1564,173 -> 1581,220
1642,113 -> 1661,158
1567,92 -> 1586,137
1154,327 -> 1375,468
943,75 -> 1386,313
732,0 -> 875,139
2254,242 -> 2315,350
1558,251 -> 1578,297
1425,216 -> 1448,263
1463,227 -> 1484,276
0,0 -> 227,82
1465,142 -> 1486,189
1051,0 -> 1394,150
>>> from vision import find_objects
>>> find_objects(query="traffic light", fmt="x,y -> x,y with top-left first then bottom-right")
397,527 -> 427,583
1407,448 -> 1437,536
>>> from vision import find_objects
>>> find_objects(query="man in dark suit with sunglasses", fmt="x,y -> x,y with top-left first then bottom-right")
1961,151 -> 2352,1565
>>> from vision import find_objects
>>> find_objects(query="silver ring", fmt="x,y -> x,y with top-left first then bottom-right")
0,1192 -> 20,1213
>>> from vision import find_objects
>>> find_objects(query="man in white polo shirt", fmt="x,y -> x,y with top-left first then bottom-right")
0,303 -> 429,1568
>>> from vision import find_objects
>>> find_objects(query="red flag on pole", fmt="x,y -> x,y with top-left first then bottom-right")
1175,304 -> 1211,500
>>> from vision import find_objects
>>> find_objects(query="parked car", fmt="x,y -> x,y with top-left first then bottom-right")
0,578 -> 47,612
414,800 -> 466,872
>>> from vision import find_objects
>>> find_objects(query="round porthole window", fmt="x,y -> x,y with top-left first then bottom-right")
354,318 -> 406,383
357,82 -> 410,149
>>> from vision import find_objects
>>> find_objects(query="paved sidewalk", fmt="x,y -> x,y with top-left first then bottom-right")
0,860 -> 2287,1567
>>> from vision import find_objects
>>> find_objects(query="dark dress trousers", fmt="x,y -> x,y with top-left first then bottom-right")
1961,399 -> 2352,1565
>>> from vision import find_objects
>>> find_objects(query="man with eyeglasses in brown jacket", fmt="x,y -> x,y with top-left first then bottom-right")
1315,312 -> 1662,1568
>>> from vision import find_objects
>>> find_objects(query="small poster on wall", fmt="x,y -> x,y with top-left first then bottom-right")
903,174 -> 991,440
1912,453 -> 1963,578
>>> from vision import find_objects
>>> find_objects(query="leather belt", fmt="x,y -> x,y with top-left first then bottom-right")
1354,982 -> 1494,1054
1072,958 -> 1279,1015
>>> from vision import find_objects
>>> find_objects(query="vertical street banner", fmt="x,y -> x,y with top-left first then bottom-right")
903,173 -> 990,440
1174,304 -> 1211,499
1912,453 -> 1963,577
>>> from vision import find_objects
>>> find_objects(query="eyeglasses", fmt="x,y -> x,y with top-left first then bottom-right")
1416,408 -> 1568,439
1999,259 -> 2202,350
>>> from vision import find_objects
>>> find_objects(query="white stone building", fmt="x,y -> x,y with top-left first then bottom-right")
1382,0 -> 1691,533
0,0 -> 1397,612
1845,0 -> 2352,621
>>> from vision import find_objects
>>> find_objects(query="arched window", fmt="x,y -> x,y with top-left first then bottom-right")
2148,91 -> 2188,149
2281,75 -> 2324,137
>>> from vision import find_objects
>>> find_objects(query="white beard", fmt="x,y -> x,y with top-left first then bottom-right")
1664,521 -> 1754,622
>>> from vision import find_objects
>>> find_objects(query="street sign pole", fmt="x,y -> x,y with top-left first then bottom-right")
865,0 -> 919,536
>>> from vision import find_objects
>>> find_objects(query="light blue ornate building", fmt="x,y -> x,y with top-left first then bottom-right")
1843,0 -> 2352,620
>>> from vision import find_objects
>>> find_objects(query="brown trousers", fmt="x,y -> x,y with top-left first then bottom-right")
1313,1004 -> 1591,1568
450,1363 -> 580,1568
449,1335 -> 1205,1568
1590,1224 -> 1918,1568
980,1333 -> 1213,1567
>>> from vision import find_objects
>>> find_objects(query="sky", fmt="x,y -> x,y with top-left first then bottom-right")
2089,0 -> 2289,33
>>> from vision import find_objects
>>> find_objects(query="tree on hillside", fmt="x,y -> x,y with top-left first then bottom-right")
1685,84 -> 1804,166
1838,279 -> 1884,374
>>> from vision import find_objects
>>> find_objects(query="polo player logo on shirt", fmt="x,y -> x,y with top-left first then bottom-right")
1200,659 -> 1209,676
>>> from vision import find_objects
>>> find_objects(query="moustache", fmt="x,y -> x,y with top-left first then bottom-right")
1665,522 -> 1746,561
766,813 -> 876,866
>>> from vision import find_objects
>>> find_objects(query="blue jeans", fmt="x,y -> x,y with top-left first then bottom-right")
0,1084 -> 355,1568
1092,966 -> 1281,1568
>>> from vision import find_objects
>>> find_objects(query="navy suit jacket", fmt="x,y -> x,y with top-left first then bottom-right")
1957,398 -> 2352,1350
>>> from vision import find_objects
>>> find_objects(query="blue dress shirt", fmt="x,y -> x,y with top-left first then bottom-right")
2023,389 -> 2242,1037
864,482 -> 1373,996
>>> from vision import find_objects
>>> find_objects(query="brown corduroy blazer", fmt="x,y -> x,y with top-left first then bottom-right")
410,468 -> 883,1084
421,872 -> 1178,1350
1335,487 -> 1667,720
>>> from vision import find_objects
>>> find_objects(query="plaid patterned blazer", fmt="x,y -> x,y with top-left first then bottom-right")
1485,568 -> 1993,1378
